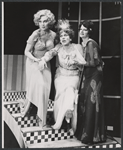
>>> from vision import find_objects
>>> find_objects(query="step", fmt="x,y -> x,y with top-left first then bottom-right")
21,126 -> 74,145
4,101 -> 19,105
12,113 -> 38,128
12,110 -> 54,128
4,100 -> 54,114
3,91 -> 54,109
11,110 -> 54,128
4,101 -> 20,114
3,91 -> 26,102
4,96 -> 121,149
27,137 -> 121,148
27,137 -> 84,148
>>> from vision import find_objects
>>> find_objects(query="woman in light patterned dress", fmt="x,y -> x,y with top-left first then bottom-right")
19,9 -> 56,129
39,19 -> 86,132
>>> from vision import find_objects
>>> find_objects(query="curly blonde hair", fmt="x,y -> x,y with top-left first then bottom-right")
33,9 -> 56,27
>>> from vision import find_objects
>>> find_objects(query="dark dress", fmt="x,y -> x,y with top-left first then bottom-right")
75,39 -> 106,144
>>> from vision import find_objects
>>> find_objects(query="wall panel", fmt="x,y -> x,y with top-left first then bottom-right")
4,55 -> 26,91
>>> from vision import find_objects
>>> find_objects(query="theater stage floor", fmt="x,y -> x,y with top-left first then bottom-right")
27,137 -> 121,148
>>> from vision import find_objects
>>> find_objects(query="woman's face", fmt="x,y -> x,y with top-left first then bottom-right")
39,16 -> 49,31
60,31 -> 71,46
79,25 -> 89,38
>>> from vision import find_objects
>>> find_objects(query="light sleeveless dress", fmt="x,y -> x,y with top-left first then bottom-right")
25,29 -> 56,126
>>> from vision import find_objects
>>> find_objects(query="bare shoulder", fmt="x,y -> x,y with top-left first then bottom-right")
32,29 -> 39,36
26,29 -> 39,43
50,30 -> 56,38
30,29 -> 39,39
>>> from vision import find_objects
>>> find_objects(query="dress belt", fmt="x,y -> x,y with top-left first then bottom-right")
59,65 -> 78,71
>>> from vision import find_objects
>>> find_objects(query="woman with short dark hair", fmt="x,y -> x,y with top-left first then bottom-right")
75,20 -> 106,144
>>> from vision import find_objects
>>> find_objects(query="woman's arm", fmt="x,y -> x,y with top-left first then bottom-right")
85,42 -> 97,67
38,44 -> 61,70
41,44 -> 61,62
25,30 -> 40,62
24,44 -> 40,62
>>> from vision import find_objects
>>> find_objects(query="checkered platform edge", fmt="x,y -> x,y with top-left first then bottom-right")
15,115 -> 38,128
81,143 -> 121,148
23,129 -> 73,145
3,91 -> 54,109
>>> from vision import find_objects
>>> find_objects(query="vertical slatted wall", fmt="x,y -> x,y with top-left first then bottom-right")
4,55 -> 26,91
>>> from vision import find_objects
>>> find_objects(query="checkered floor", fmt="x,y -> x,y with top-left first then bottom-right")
3,91 -> 122,148
27,137 -> 121,148
4,91 -> 54,111
4,91 -> 26,102
22,127 -> 73,145
4,102 -> 20,114
3,91 -> 74,146
12,113 -> 38,128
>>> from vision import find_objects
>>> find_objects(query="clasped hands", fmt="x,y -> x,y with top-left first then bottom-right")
34,58 -> 47,71
39,58 -> 47,71
66,59 -> 75,66
66,59 -> 86,71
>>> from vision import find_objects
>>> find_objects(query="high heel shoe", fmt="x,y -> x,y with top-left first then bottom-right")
65,109 -> 73,123
19,99 -> 30,117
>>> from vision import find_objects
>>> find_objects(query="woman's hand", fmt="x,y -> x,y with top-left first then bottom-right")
33,58 -> 40,62
67,59 -> 75,66
38,59 -> 47,71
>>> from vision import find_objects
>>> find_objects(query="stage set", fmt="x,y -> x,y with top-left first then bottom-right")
3,1 -> 121,148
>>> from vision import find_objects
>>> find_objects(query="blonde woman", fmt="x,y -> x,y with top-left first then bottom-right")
19,9 -> 56,129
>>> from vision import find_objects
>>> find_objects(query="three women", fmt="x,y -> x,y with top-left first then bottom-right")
21,10 -> 106,144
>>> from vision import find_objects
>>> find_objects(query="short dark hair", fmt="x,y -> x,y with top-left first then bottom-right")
79,20 -> 94,36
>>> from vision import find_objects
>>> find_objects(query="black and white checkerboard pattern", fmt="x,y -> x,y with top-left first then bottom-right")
14,114 -> 38,128
3,91 -> 54,110
4,91 -> 26,102
3,91 -> 121,148
4,101 -> 54,132
4,101 -> 54,115
47,100 -> 54,110
81,143 -> 121,148
12,111 -> 53,128
23,129 -> 73,145
4,102 -> 20,114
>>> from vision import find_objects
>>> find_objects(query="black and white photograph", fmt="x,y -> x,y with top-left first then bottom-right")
2,1 -> 122,148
